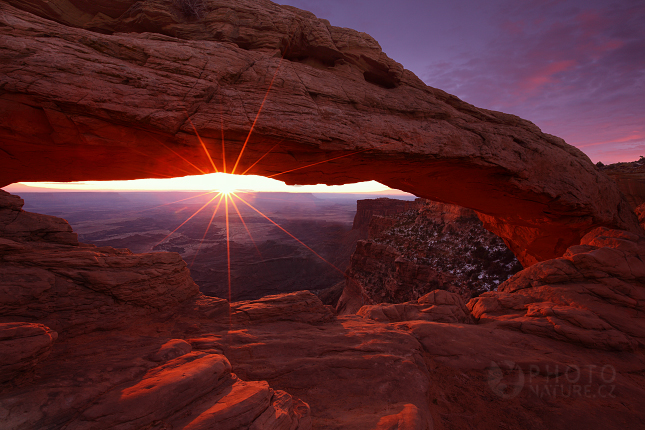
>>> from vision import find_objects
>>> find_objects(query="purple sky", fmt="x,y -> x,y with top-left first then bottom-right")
276,0 -> 645,164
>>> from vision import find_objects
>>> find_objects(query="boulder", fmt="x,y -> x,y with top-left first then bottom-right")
358,290 -> 473,324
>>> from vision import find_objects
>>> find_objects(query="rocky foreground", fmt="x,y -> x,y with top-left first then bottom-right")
2,191 -> 645,429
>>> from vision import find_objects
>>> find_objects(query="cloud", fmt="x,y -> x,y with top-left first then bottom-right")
422,0 -> 645,163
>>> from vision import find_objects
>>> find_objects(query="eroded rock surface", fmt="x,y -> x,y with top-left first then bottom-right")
636,203 -> 645,230
358,289 -> 473,324
0,322 -> 57,385
601,158 -> 645,209
0,191 -> 311,429
468,227 -> 645,351
2,192 -> 645,429
0,190 -> 210,336
0,0 -> 639,266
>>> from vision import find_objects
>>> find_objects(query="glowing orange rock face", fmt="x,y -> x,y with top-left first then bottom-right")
0,0 -> 639,269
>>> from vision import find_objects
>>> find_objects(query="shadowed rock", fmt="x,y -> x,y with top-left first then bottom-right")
337,199 -> 522,314
468,227 -> 645,351
0,0 -> 639,266
2,195 -> 645,429
0,322 -> 57,384
358,290 -> 474,324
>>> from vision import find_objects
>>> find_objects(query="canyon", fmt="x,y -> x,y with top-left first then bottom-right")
338,199 -> 522,314
3,189 -> 645,429
2,1 -> 645,429
17,191 -> 362,301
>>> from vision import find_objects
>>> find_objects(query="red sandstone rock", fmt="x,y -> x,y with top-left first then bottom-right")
149,338 -> 193,362
0,192 -> 312,429
2,197 -> 645,429
230,290 -> 335,325
0,0 -> 644,421
0,191 -> 77,245
352,198 -> 421,233
468,227 -> 645,351
635,203 -> 645,230
0,192 -> 214,336
600,158 -> 645,209
195,291 -> 645,430
357,290 -> 473,324
0,322 -> 57,384
208,315 -> 434,430
76,352 -> 232,428
338,199 -> 521,314
0,1 -> 639,266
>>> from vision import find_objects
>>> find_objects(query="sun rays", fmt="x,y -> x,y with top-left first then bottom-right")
150,53 -> 376,307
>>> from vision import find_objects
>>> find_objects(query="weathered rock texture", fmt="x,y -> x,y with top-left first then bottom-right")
601,158 -> 645,209
0,189 -> 209,336
636,203 -> 645,230
338,199 -> 522,314
352,197 -> 419,234
0,322 -> 57,384
469,227 -> 645,351
2,191 -> 645,429
0,0 -> 640,267
358,289 -> 473,324
0,190 -> 312,429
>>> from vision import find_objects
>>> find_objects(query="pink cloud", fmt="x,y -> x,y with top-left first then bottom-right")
515,60 -> 577,95
422,1 -> 645,163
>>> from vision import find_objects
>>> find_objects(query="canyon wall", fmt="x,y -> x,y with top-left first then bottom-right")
338,199 -> 522,313
352,198 -> 420,233
601,158 -> 645,209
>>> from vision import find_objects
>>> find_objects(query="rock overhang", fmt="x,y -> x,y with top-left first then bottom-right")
0,0 -> 640,267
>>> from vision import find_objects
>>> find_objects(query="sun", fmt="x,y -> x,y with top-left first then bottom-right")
216,181 -> 238,195
199,172 -> 241,195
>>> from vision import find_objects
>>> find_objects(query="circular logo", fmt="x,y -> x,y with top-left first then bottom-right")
488,361 -> 525,399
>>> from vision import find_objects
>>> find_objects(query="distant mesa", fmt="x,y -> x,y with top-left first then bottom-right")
600,157 -> 645,209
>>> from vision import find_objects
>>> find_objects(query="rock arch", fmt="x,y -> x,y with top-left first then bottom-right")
0,0 -> 639,267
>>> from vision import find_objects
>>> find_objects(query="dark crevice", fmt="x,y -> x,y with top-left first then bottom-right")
363,71 -> 397,89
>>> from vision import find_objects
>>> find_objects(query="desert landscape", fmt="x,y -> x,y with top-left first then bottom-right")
17,191 -> 365,301
1,0 -> 645,429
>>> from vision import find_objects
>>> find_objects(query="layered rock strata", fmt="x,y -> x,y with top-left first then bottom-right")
0,190 -> 311,429
0,322 -> 57,385
601,158 -> 645,209
357,289 -> 473,324
0,190 -> 209,336
2,191 -> 645,429
0,0 -> 640,266
469,227 -> 645,351
352,198 -> 420,234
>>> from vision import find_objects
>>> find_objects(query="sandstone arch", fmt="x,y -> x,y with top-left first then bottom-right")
0,0 -> 639,267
